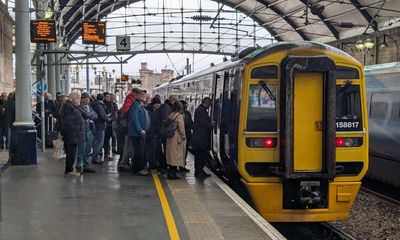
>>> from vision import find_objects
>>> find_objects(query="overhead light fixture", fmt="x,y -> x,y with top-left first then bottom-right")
310,4 -> 325,15
364,38 -> 375,49
380,35 -> 388,49
44,6 -> 54,19
355,39 -> 365,50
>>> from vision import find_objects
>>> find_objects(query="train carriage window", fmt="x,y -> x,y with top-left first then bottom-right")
247,84 -> 277,131
391,101 -> 400,121
371,102 -> 388,119
336,85 -> 363,131
251,65 -> 278,79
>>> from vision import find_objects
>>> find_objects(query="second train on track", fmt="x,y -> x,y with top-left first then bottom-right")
153,42 -> 369,222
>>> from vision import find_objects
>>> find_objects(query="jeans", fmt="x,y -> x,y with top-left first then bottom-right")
194,150 -> 208,174
158,139 -> 167,171
0,123 -> 8,148
119,135 -> 134,166
145,137 -> 157,169
132,136 -> 146,173
92,130 -> 105,158
103,125 -> 113,157
76,131 -> 94,168
64,143 -> 78,173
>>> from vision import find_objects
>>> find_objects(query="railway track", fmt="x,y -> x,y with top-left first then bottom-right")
319,222 -> 356,240
361,186 -> 400,207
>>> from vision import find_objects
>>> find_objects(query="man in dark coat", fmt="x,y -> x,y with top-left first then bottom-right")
91,93 -> 111,164
60,92 -> 86,177
76,93 -> 98,173
192,97 -> 213,178
0,93 -> 8,149
156,95 -> 178,173
103,92 -> 117,160
145,97 -> 162,169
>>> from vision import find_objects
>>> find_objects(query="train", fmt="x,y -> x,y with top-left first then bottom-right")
153,42 -> 369,222
365,62 -> 400,187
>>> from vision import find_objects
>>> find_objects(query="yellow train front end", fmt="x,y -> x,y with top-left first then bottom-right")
237,43 -> 368,222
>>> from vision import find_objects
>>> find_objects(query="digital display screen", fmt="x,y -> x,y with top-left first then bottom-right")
30,20 -> 57,43
82,21 -> 106,45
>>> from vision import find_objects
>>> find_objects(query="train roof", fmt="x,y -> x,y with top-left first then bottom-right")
154,41 -> 359,89
365,62 -> 400,75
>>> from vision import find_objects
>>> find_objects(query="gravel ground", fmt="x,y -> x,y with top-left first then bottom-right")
330,190 -> 400,240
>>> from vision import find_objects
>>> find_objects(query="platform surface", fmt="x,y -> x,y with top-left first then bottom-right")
0,152 -> 284,240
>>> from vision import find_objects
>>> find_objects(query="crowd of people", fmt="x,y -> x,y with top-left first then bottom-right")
50,88 -> 212,180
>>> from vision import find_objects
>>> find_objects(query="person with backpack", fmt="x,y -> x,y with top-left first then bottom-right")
179,100 -> 193,173
127,90 -> 150,175
165,101 -> 186,179
91,93 -> 111,164
145,97 -> 162,170
117,89 -> 138,171
192,97 -> 213,178
156,95 -> 178,174
76,93 -> 97,173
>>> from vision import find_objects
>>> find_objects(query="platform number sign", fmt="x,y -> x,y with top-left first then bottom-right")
116,36 -> 131,51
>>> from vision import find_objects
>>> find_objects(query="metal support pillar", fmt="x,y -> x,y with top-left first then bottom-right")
65,59 -> 71,93
55,53 -> 60,92
11,0 -> 37,165
47,43 -> 56,97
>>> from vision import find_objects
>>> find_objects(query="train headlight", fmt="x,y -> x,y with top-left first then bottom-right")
336,137 -> 363,147
246,138 -> 277,148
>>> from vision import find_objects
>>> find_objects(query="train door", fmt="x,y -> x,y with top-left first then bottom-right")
212,72 -> 223,164
293,73 -> 323,171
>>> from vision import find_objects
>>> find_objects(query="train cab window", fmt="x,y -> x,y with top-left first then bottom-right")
246,84 -> 277,131
335,67 -> 360,79
251,66 -> 278,79
336,85 -> 363,131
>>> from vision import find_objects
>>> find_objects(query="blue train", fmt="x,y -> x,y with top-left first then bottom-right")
365,62 -> 400,187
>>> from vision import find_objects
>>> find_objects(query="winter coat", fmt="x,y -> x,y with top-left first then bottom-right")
166,112 -> 186,167
183,110 -> 193,147
191,104 -> 212,150
60,100 -> 85,144
146,105 -> 159,138
79,105 -> 98,132
91,100 -> 109,132
6,99 -> 15,128
127,101 -> 150,137
0,100 -> 7,125
104,100 -> 118,126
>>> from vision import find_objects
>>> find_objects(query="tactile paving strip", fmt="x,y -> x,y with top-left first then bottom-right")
166,179 -> 224,240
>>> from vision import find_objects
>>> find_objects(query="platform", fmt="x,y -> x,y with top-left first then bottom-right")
0,152 -> 284,240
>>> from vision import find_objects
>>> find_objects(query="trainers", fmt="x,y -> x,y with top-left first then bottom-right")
178,167 -> 190,173
138,169 -> 150,176
104,156 -> 114,161
64,171 -> 81,177
195,171 -> 211,179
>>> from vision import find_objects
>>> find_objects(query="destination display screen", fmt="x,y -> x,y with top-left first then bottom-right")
30,20 -> 57,43
82,21 -> 106,45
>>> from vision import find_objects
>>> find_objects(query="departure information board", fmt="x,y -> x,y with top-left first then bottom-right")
82,21 -> 106,45
30,20 -> 56,43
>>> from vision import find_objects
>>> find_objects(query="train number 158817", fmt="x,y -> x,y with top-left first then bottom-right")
336,121 -> 359,129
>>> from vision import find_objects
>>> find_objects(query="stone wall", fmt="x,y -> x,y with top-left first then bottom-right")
331,27 -> 400,66
0,2 -> 14,93
139,62 -> 174,92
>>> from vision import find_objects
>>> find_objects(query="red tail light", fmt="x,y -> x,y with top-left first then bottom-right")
246,138 -> 277,148
263,138 -> 275,148
336,137 -> 363,147
336,138 -> 345,147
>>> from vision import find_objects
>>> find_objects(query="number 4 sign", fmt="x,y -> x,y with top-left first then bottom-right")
116,36 -> 131,51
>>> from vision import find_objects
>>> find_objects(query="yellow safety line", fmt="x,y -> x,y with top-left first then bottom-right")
152,171 -> 180,240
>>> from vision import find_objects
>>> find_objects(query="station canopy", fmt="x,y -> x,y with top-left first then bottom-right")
58,0 -> 400,47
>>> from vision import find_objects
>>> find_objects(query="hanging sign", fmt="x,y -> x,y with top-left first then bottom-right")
30,20 -> 57,43
82,21 -> 106,45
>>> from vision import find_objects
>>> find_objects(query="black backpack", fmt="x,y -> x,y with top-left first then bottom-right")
160,115 -> 179,139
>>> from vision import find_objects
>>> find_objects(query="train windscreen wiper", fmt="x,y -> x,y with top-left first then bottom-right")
259,80 -> 276,102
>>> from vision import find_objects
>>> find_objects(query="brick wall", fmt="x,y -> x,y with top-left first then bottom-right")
0,2 -> 14,93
